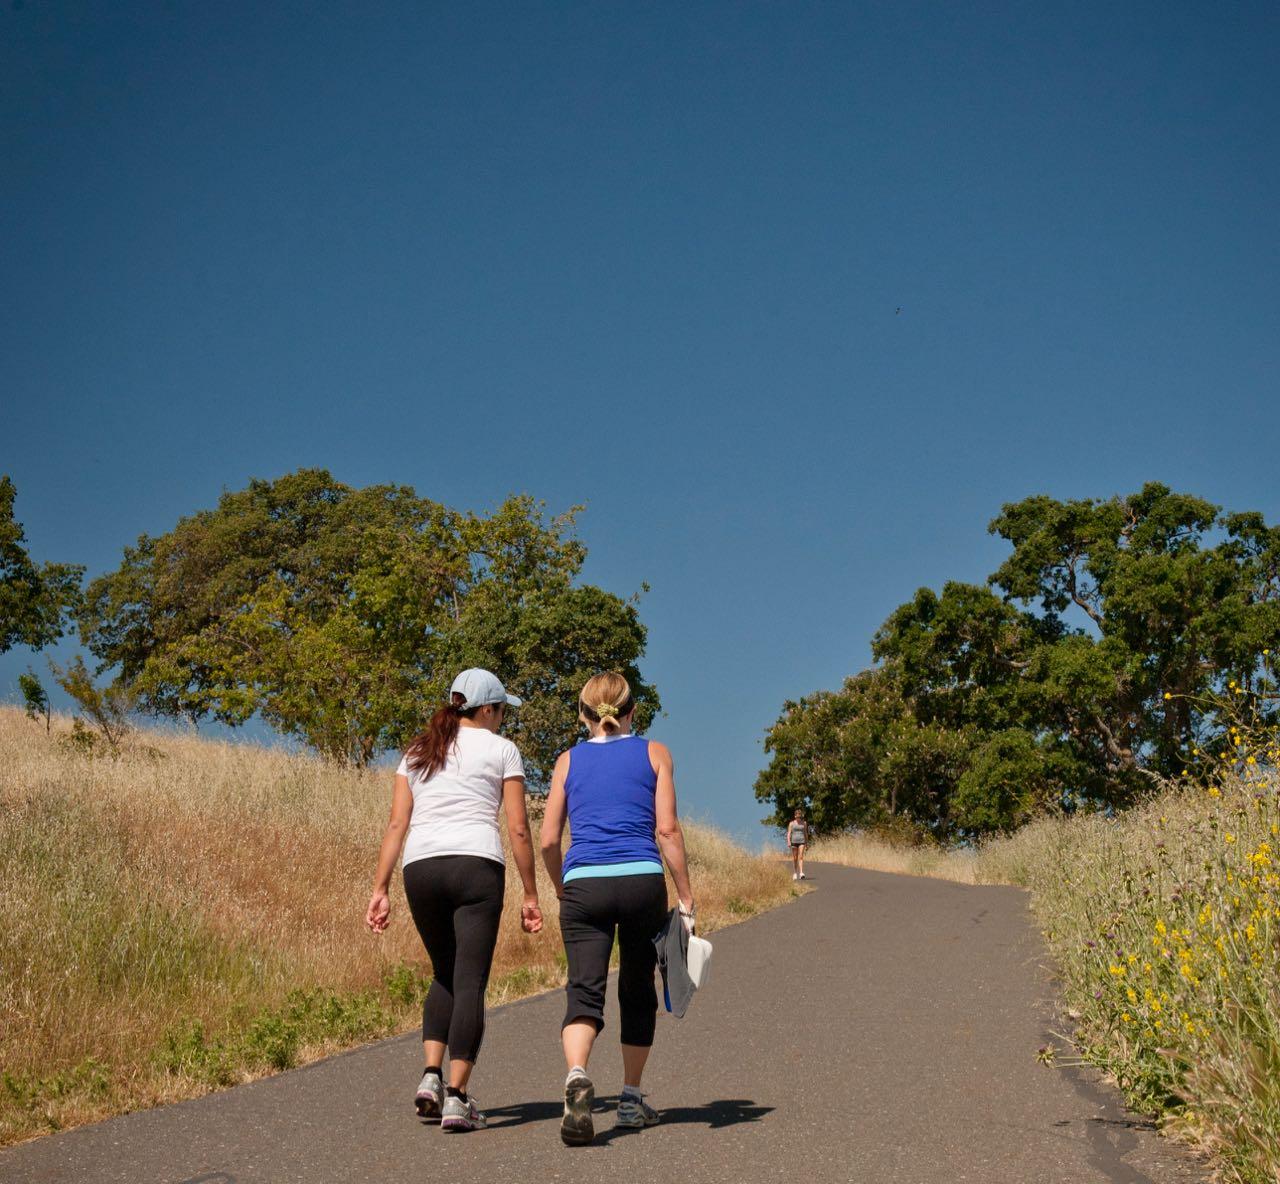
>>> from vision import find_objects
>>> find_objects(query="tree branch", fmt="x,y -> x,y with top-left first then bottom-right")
1067,557 -> 1106,628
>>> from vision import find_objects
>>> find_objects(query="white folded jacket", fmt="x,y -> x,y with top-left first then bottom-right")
685,933 -> 712,990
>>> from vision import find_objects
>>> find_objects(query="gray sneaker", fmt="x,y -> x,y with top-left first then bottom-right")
560,1071 -> 595,1146
441,1093 -> 487,1131
615,1092 -> 659,1129
414,1070 -> 443,1119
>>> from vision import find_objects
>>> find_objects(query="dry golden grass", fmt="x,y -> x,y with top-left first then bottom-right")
0,706 -> 793,1145
804,832 -> 987,884
994,765 -> 1280,1184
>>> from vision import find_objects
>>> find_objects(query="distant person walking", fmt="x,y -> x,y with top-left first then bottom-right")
366,669 -> 542,1132
540,672 -> 696,1146
788,808 -> 810,880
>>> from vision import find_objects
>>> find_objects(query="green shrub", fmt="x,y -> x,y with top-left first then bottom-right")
281,988 -> 392,1045
1,1060 -> 110,1132
243,1013 -> 300,1071
156,1023 -> 234,1086
382,962 -> 430,1008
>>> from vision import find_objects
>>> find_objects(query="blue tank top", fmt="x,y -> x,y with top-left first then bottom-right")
562,735 -> 662,877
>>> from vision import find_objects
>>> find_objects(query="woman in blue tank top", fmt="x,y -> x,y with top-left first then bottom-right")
540,672 -> 696,1146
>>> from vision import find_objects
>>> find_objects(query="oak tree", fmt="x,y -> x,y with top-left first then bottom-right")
79,469 -> 657,782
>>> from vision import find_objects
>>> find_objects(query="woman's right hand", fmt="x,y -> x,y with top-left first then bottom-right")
366,890 -> 390,934
520,896 -> 544,934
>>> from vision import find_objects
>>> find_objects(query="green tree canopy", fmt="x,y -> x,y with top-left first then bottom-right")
756,484 -> 1279,837
0,476 -> 83,654
79,469 -> 657,781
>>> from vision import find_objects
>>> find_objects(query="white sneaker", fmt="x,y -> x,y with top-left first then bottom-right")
615,1091 -> 659,1129
792,872 -> 798,881
414,1069 -> 443,1119
441,1093 -> 486,1131
561,1070 -> 594,1146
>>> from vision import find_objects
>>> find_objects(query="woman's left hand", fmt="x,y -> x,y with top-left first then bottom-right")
520,897 -> 544,934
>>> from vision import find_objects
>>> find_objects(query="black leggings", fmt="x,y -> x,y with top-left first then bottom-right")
402,855 -> 505,1062
559,874 -> 668,1047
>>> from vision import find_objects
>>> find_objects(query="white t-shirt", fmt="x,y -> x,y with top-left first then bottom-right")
397,728 -> 525,867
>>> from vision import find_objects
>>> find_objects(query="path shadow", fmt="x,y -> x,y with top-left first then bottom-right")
474,1096 -> 773,1138
593,1097 -> 773,1144
461,1100 -> 562,1129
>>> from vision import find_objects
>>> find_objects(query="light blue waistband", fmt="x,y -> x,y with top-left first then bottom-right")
563,860 -> 664,883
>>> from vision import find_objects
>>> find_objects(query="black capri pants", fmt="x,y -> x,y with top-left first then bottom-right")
559,873 -> 668,1047
402,855 -> 505,1062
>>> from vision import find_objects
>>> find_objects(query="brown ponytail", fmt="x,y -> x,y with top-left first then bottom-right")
404,692 -> 479,779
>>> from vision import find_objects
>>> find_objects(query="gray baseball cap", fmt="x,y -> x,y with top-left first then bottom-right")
450,668 -> 523,709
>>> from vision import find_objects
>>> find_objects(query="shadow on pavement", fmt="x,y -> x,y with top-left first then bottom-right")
482,1100 -> 563,1129
593,1098 -> 774,1144
478,1096 -> 774,1138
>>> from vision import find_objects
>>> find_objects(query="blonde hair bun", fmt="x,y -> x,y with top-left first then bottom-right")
579,672 -> 635,734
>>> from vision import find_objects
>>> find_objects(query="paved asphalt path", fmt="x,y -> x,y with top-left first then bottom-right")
2,864 -> 1211,1183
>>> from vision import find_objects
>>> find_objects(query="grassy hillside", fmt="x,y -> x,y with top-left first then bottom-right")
991,769 -> 1280,1184
0,707 -> 794,1146
805,832 -> 983,882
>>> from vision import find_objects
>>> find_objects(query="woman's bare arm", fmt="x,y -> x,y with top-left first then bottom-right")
366,772 -> 413,933
540,751 -> 571,898
651,741 -> 694,911
502,776 -> 543,932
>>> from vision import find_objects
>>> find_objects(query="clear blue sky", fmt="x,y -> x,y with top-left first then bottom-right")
3,2 -> 1277,841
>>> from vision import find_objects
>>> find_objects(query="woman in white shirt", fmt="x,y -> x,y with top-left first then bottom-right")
366,669 -> 542,1132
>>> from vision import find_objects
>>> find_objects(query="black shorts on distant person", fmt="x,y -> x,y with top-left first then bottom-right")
559,873 -> 668,1047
